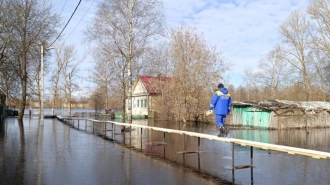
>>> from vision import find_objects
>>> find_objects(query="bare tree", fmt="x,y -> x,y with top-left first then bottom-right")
162,27 -> 229,122
86,0 -> 165,122
60,44 -> 81,116
1,0 -> 60,120
308,0 -> 330,58
27,50 -> 42,111
141,43 -> 173,76
326,63 -> 330,86
49,43 -> 66,114
89,48 -> 117,110
90,91 -> 103,114
244,45 -> 292,99
0,0 -> 12,68
235,85 -> 248,102
306,50 -> 329,101
0,70 -> 19,106
307,0 -> 330,98
0,0 -> 18,106
279,10 -> 313,100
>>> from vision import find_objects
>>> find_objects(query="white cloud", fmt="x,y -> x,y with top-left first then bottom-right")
51,0 -> 311,88
164,0 -> 311,86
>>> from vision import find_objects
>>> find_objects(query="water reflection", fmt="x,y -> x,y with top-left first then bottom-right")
90,119 -> 250,184
18,120 -> 25,185
0,119 -> 26,185
2,117 -> 224,185
231,129 -> 330,152
36,119 -> 43,185
0,118 -> 5,133
90,118 -> 330,185
1,116 -> 330,185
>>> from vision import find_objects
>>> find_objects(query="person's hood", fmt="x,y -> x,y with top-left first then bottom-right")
219,87 -> 228,94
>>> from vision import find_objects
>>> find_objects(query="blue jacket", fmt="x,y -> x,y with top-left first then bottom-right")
208,87 -> 232,115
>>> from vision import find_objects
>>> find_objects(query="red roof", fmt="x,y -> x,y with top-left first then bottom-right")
139,75 -> 170,94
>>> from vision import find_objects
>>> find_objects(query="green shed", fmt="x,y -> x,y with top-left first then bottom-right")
231,103 -> 272,129
230,100 -> 330,129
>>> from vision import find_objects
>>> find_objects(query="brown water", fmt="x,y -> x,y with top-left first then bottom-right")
1,117 -> 330,185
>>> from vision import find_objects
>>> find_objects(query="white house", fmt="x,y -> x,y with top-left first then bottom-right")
128,75 -> 170,118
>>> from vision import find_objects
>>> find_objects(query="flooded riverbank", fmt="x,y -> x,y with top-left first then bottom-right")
1,116 -> 330,185
0,118 -> 227,185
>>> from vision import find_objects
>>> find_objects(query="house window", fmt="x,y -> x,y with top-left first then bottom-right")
144,99 -> 147,107
137,100 -> 140,107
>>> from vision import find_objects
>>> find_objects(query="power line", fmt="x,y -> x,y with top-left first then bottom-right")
64,0 -> 96,42
60,0 -> 68,15
49,0 -> 82,47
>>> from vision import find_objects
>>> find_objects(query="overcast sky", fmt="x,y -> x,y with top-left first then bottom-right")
51,0 -> 312,89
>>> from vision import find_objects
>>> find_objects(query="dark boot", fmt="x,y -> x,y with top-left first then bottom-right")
218,126 -> 225,137
218,126 -> 228,137
222,126 -> 229,137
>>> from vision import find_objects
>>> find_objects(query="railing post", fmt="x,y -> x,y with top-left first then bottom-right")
198,137 -> 200,151
78,120 -> 80,130
182,134 -> 186,164
85,120 -> 87,131
232,142 -> 235,184
251,146 -> 254,184
232,143 -> 235,169
112,123 -> 114,140
198,137 -> 201,171
113,124 -> 116,140
104,122 -> 106,138
163,132 -> 166,158
183,134 -> 185,152
250,146 -> 253,166
140,128 -> 143,150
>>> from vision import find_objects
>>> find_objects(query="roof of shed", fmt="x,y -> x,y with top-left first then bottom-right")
139,75 -> 171,94
233,100 -> 330,111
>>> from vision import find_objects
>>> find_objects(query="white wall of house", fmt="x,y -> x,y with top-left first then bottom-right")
134,80 -> 146,94
132,96 -> 148,116
128,79 -> 149,116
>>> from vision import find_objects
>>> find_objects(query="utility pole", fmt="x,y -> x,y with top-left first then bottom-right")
127,57 -> 132,124
40,44 -> 54,125
29,95 -> 32,117
127,1 -> 134,125
40,44 -> 44,125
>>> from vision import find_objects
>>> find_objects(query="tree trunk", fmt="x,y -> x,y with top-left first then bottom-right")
18,62 -> 27,120
69,94 -> 71,116
52,90 -> 56,115
2,73 -> 9,107
121,97 -> 126,122
105,85 -> 108,110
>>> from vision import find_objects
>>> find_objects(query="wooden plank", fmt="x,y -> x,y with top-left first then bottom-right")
234,164 -> 253,169
176,151 -> 202,154
146,141 -> 167,146
57,116 -> 330,160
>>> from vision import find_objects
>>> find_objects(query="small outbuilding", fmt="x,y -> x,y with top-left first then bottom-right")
129,75 -> 170,119
231,100 -> 330,129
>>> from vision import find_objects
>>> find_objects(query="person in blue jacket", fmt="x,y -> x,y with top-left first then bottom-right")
208,83 -> 232,137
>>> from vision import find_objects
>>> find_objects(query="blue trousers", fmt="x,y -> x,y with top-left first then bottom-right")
215,114 -> 226,128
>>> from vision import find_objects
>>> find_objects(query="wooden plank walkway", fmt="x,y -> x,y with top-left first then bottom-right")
56,116 -> 330,160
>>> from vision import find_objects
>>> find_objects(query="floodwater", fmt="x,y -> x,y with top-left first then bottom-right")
1,115 -> 330,185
